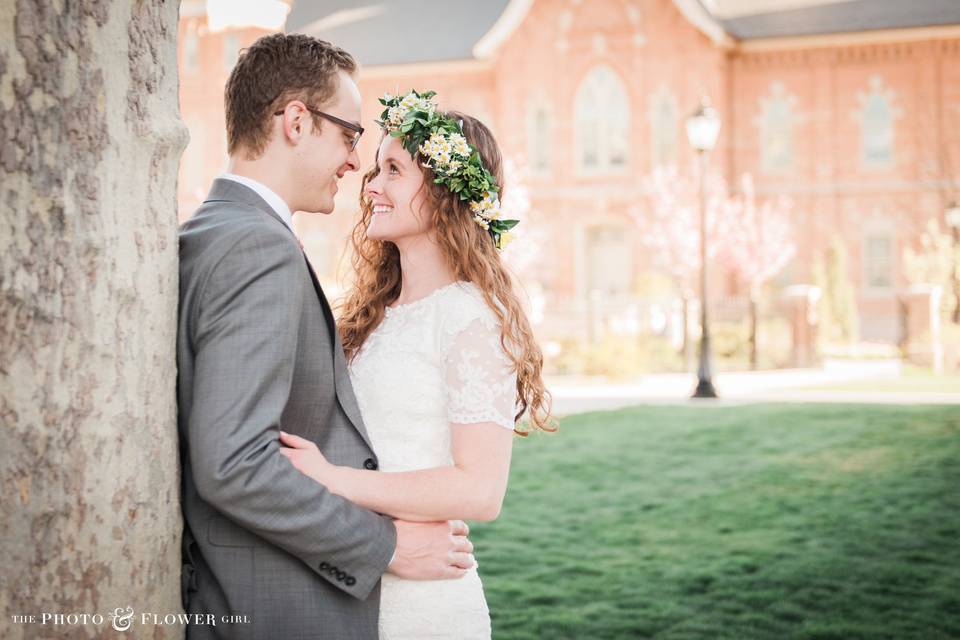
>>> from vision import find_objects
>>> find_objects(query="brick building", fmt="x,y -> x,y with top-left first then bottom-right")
177,0 -> 960,346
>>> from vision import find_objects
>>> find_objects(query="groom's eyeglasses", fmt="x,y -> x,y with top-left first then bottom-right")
273,106 -> 364,151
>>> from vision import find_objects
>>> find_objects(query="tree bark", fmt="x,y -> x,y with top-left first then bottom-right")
0,2 -> 186,638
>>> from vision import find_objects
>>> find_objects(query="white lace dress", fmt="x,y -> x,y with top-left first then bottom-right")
347,281 -> 518,640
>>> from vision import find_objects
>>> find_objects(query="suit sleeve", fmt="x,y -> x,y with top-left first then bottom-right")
188,226 -> 395,600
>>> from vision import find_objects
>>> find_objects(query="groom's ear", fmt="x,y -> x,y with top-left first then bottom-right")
277,102 -> 309,144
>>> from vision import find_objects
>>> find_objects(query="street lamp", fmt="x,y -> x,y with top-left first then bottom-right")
205,0 -> 290,32
686,96 -> 721,398
947,201 -> 960,324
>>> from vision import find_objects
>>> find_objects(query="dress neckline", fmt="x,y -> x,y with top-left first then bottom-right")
385,281 -> 468,316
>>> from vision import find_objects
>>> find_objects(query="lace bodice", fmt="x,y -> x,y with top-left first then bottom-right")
348,281 -> 517,474
347,282 -> 513,638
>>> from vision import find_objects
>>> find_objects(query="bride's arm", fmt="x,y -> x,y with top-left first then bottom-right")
282,311 -> 521,522
280,423 -> 513,522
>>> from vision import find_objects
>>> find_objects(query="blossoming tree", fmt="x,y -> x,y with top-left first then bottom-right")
633,165 -> 734,366
720,174 -> 796,369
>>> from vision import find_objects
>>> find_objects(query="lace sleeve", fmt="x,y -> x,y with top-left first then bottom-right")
443,315 -> 518,430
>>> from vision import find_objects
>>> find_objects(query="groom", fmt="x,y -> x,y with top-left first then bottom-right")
177,34 -> 474,639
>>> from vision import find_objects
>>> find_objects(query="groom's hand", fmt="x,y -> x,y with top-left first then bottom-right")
387,519 -> 475,580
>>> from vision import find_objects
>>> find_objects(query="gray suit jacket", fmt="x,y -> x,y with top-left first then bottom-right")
177,178 -> 396,640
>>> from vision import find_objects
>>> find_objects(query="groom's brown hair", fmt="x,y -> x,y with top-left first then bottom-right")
224,33 -> 357,158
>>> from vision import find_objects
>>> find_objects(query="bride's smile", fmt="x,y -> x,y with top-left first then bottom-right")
363,137 -> 433,244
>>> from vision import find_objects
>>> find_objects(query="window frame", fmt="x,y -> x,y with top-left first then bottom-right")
573,65 -> 631,177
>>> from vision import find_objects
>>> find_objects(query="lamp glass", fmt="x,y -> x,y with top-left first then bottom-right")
686,104 -> 721,152
206,0 -> 289,32
947,204 -> 960,229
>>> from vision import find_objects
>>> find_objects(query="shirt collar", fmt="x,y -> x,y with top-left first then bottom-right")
218,173 -> 294,232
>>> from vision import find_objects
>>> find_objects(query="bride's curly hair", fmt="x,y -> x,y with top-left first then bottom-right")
338,111 -> 555,435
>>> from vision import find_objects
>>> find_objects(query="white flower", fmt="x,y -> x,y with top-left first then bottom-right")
387,105 -> 407,128
449,133 -> 470,157
383,91 -> 439,132
393,92 -> 436,116
420,132 -> 468,174
423,133 -> 446,156
469,195 -> 501,222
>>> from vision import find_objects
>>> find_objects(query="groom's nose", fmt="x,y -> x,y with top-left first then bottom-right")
343,147 -> 360,173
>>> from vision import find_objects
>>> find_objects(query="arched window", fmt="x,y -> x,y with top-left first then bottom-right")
184,28 -> 199,74
647,85 -> 677,167
584,224 -> 633,295
863,230 -> 895,291
574,66 -> 630,174
223,33 -> 240,73
527,104 -> 552,175
858,76 -> 899,169
862,97 -> 893,167
180,118 -> 207,205
757,82 -> 796,173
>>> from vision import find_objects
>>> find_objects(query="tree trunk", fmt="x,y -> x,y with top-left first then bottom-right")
952,228 -> 960,324
681,290 -> 694,372
0,2 -> 186,639
749,288 -> 759,371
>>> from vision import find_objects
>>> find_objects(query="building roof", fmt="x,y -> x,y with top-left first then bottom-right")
284,0 -> 960,67
718,0 -> 960,40
285,1 -> 511,66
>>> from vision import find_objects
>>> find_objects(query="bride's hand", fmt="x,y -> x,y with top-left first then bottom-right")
278,431 -> 337,487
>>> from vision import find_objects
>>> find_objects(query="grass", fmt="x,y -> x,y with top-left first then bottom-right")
471,404 -> 960,639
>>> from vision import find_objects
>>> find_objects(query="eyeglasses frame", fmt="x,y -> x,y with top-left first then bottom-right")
273,103 -> 364,151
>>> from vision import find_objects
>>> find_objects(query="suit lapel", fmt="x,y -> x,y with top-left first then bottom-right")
203,178 -> 293,235
300,254 -> 375,452
202,178 -> 374,450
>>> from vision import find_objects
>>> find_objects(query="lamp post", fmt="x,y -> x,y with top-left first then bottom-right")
686,97 -> 721,398
947,201 -> 960,324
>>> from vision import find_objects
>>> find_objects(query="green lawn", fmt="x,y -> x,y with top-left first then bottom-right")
472,404 -> 960,640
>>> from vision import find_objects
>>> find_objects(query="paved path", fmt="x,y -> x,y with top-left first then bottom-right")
547,360 -> 960,415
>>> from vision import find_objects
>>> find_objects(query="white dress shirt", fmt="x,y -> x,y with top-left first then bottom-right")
219,173 -> 294,232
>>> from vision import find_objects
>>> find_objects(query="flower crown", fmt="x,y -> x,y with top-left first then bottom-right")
375,90 -> 519,249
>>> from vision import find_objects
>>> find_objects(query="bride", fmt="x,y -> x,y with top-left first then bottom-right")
279,90 -> 555,639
